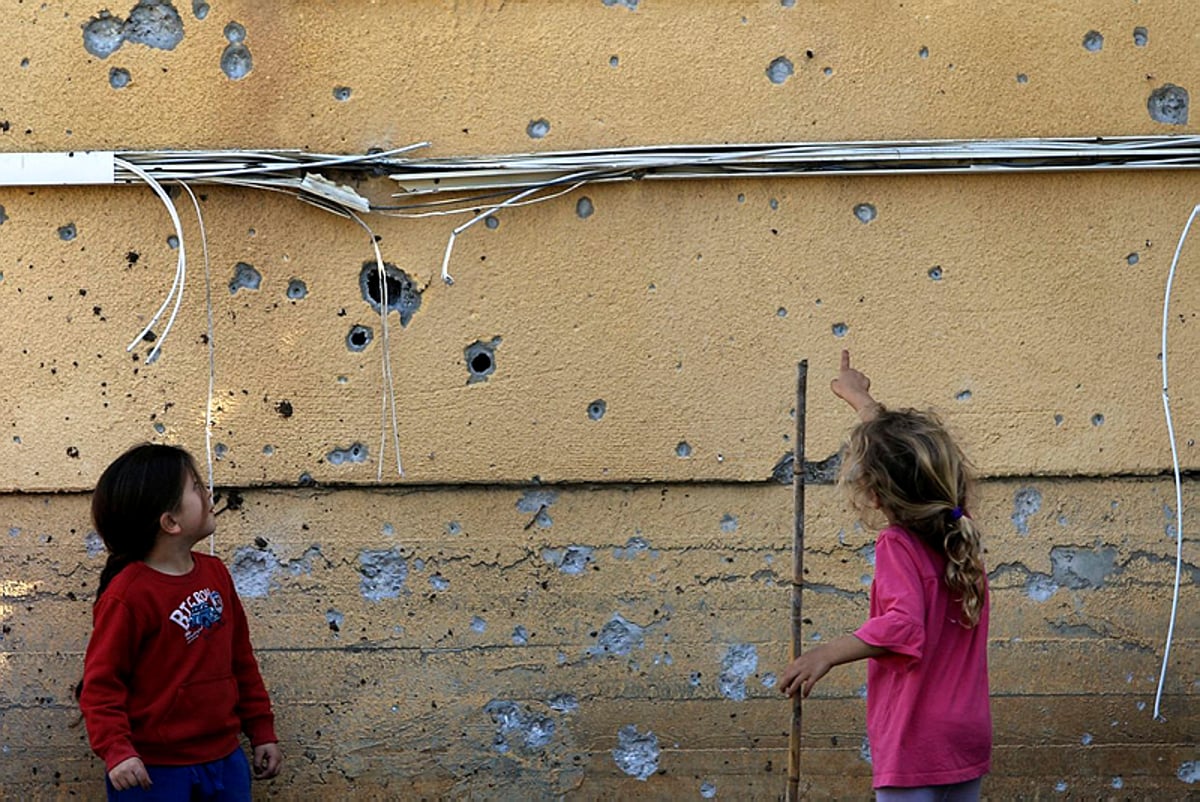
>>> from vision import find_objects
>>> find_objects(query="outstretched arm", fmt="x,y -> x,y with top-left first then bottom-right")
777,635 -> 889,698
831,349 -> 881,422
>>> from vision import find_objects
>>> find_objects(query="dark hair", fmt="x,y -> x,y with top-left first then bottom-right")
76,444 -> 198,705
840,407 -> 987,627
91,443 -> 198,602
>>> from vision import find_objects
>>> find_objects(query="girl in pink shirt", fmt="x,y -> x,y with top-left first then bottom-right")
779,351 -> 991,801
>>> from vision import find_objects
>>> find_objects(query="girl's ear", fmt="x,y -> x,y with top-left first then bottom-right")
159,510 -> 181,535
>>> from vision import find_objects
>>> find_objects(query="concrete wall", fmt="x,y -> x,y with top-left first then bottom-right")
1,1 -> 1197,798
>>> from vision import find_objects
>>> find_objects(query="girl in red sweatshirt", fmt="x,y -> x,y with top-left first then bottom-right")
780,351 -> 991,800
79,444 -> 281,799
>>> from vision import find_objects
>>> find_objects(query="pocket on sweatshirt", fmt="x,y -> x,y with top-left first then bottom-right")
156,675 -> 239,745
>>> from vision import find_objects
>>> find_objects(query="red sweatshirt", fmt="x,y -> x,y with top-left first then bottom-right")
81,553 -> 277,771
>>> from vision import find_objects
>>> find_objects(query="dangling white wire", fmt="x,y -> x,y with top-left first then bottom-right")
1153,203 -> 1199,721
176,183 -> 216,556
114,158 -> 187,364
348,211 -> 404,479
439,171 -> 594,285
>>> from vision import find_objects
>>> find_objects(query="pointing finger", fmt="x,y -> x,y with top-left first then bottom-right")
840,349 -> 850,371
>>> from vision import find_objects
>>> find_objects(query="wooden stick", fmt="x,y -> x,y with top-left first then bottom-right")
787,360 -> 808,802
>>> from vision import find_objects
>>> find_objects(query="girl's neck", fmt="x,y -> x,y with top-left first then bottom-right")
142,535 -> 197,576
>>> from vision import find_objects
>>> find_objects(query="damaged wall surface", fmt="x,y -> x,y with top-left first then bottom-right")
1,1 -> 1197,799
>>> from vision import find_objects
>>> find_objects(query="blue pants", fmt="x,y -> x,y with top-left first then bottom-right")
106,748 -> 251,801
876,777 -> 983,802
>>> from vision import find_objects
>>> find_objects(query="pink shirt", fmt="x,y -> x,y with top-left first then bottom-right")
854,525 -> 991,788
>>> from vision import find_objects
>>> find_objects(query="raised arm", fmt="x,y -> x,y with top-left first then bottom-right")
831,349 -> 881,422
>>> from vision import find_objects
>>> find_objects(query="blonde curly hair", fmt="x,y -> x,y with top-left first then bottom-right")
840,406 -> 987,627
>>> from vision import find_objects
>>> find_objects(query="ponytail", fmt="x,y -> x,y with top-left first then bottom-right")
95,553 -> 138,602
943,513 -> 986,627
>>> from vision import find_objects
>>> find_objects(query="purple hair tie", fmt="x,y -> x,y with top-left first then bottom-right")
950,506 -> 964,521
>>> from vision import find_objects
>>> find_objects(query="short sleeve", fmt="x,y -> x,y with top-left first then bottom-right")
854,532 -> 927,660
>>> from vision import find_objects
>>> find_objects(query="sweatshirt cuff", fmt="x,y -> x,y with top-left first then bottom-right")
103,744 -> 141,773
244,717 -> 278,747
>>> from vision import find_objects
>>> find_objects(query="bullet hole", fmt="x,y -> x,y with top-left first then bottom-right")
465,337 -> 500,383
262,445 -> 274,456
928,265 -> 943,280
766,56 -> 794,84
58,223 -> 77,241
359,262 -> 422,326
167,235 -> 179,249
576,197 -> 594,219
229,546 -> 281,597
0,206 -> 7,225
1017,73 -> 1028,84
719,643 -> 759,701
485,700 -> 557,753
601,0 -> 639,10
543,546 -> 593,574
701,782 -> 717,798
214,443 -> 228,460
227,262 -> 260,294
346,324 -> 373,351
769,198 -> 779,211
1011,486 -> 1042,535
956,390 -> 972,402
823,66 -> 833,76
527,118 -> 550,139
153,422 -> 165,434
832,322 -> 848,337
221,42 -> 253,80
109,67 -> 131,89
333,86 -> 352,101
1082,30 -> 1104,52
1133,27 -> 1148,47
1091,413 -> 1105,426
1126,252 -> 1139,266
82,11 -> 125,58
471,616 -> 487,633
675,441 -> 692,458
1148,84 -> 1189,125
122,0 -> 184,51
326,443 -> 368,465
223,21 -> 246,43
66,446 -> 80,459
192,1 -> 209,19
125,250 -> 139,264
298,472 -> 314,487
613,725 -> 659,781
358,548 -> 407,601
689,672 -> 702,687
777,307 -> 788,318
484,215 -> 499,229
853,203 -> 876,224
588,399 -> 607,421
286,279 -> 307,300
326,609 -> 343,633
275,400 -> 293,418
918,46 -> 929,58
609,55 -> 619,67
430,573 -> 449,591
1054,414 -> 1064,426
720,514 -> 738,533
1050,545 -> 1118,589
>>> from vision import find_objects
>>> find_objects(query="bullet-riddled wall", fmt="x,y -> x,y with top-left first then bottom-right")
2,2 -> 1198,798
